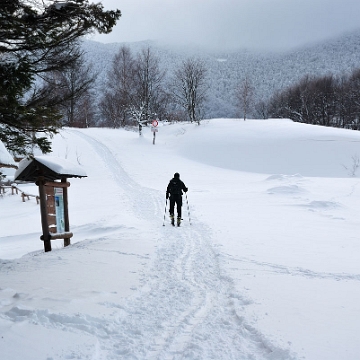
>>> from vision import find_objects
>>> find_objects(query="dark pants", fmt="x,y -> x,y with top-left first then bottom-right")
169,194 -> 182,218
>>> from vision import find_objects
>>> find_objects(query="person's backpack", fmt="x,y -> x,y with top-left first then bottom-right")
169,179 -> 182,195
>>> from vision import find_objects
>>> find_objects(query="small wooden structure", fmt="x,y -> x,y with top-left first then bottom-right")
14,156 -> 87,252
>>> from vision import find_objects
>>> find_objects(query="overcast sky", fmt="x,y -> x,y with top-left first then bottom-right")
92,0 -> 360,51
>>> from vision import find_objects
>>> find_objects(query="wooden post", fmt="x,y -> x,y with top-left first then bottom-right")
151,125 -> 158,145
37,178 -> 52,252
62,177 -> 71,247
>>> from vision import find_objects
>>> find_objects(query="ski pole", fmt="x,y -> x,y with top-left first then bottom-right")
185,192 -> 191,225
162,198 -> 168,226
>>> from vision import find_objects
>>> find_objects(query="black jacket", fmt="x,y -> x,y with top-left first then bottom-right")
166,178 -> 188,197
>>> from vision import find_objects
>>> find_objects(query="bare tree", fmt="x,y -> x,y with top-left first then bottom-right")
235,76 -> 254,121
310,75 -> 337,127
132,47 -> 165,133
344,69 -> 360,129
49,52 -> 97,127
101,45 -> 136,127
254,100 -> 268,119
74,90 -> 97,128
100,46 -> 165,134
171,58 -> 208,125
99,92 -> 126,128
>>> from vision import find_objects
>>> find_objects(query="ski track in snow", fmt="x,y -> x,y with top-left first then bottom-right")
69,130 -> 296,359
1,130 -> 296,359
72,131 -> 162,221
223,255 -> 360,282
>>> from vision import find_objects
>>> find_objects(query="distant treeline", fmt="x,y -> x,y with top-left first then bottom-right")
265,68 -> 360,129
59,42 -> 360,131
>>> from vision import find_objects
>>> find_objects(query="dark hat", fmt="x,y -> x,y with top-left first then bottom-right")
174,172 -> 180,178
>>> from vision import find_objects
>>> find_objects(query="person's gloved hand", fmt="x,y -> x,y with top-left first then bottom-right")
166,193 -> 169,199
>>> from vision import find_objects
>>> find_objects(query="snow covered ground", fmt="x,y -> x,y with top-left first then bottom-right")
1,118 -> 360,359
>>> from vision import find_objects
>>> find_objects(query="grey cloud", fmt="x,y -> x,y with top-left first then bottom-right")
94,0 -> 360,51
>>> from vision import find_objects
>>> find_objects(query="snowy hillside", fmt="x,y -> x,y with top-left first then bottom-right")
1,119 -> 360,359
83,29 -> 360,118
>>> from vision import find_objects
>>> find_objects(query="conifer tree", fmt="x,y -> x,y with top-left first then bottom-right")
0,0 -> 121,155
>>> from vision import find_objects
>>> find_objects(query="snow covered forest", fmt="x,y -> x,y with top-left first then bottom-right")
80,29 -> 360,123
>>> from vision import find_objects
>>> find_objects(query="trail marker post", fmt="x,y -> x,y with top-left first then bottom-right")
151,120 -> 159,145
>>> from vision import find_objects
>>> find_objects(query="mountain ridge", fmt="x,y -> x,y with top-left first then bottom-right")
82,29 -> 360,118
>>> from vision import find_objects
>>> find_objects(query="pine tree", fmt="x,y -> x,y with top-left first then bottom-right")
0,0 -> 121,155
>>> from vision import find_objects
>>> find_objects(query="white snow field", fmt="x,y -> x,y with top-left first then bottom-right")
1,118 -> 360,360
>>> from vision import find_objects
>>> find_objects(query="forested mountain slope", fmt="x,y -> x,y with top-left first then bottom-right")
82,29 -> 360,118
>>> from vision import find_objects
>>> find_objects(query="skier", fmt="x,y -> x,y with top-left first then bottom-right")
166,172 -> 188,226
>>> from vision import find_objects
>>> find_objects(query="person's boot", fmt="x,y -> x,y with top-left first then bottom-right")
170,214 -> 175,226
177,217 -> 181,227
